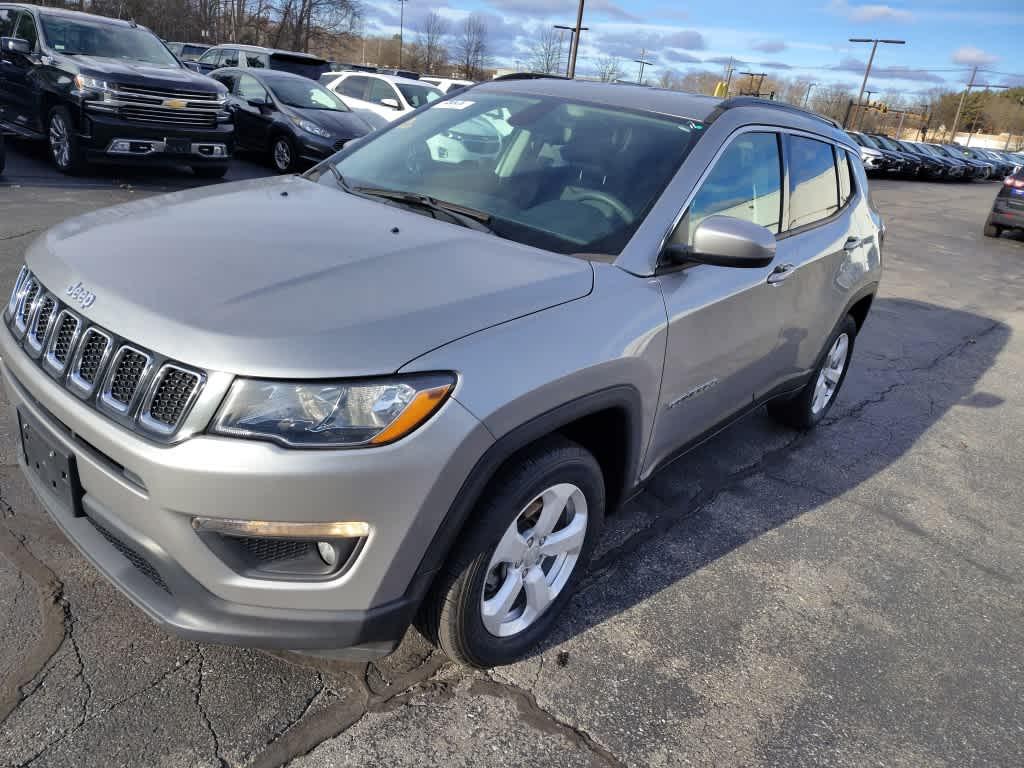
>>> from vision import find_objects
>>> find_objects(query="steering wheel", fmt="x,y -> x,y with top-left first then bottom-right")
573,190 -> 634,225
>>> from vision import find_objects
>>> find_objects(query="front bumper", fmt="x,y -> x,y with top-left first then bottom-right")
295,132 -> 345,164
1,327 -> 492,653
78,112 -> 235,165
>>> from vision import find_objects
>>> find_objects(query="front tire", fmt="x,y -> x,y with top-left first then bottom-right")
984,220 -> 1001,238
769,315 -> 858,430
420,436 -> 605,668
270,134 -> 297,173
47,107 -> 85,175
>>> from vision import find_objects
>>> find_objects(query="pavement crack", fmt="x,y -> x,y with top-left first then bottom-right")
195,648 -> 230,768
472,676 -> 626,767
0,228 -> 40,242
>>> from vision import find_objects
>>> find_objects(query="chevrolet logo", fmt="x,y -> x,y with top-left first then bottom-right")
163,98 -> 188,109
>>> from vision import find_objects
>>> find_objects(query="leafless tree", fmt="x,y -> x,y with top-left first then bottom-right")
454,13 -> 489,80
593,55 -> 621,83
528,27 -> 561,75
415,11 -> 449,75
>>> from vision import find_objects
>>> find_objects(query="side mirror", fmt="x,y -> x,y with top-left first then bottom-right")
662,215 -> 776,269
248,97 -> 273,109
380,97 -> 401,110
0,37 -> 32,57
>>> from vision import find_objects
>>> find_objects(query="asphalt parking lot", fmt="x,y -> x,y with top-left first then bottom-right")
1,152 -> 1023,767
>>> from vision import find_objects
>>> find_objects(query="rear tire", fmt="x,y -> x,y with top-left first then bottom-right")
418,435 -> 605,668
47,107 -> 85,175
768,315 -> 858,430
984,220 -> 1001,238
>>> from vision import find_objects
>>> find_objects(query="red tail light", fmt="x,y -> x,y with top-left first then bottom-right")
1006,177 -> 1024,188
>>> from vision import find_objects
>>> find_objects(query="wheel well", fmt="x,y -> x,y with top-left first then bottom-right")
848,293 -> 874,331
557,407 -> 632,513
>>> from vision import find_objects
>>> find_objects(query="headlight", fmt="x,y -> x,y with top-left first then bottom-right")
212,374 -> 454,448
74,74 -> 113,92
294,118 -> 331,138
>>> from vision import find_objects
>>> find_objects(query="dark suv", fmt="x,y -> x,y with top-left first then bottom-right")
0,4 -> 233,176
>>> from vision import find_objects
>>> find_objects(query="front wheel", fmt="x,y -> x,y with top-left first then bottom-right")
270,134 -> 297,173
769,315 -> 858,429
47,107 -> 85,175
419,436 -> 605,667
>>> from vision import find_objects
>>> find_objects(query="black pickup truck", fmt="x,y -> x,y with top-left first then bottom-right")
0,4 -> 233,177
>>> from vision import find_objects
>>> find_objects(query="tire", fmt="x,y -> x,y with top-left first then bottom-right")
419,435 -> 605,668
191,164 -> 229,179
47,107 -> 85,175
984,220 -> 1001,238
270,134 -> 297,173
768,314 -> 858,430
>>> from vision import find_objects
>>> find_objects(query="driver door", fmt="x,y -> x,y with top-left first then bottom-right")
232,74 -> 274,151
645,131 -> 800,473
0,10 -> 38,129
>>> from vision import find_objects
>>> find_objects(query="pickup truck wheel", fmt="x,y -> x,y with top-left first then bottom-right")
47,107 -> 84,175
270,135 -> 296,173
768,314 -> 857,430
420,436 -> 605,668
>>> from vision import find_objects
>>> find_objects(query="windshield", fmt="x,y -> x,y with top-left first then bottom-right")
873,136 -> 899,151
396,83 -> 443,108
327,91 -> 703,256
854,133 -> 880,149
270,79 -> 349,111
40,15 -> 179,67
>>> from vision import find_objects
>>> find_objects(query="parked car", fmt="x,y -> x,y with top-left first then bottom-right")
932,144 -> 992,179
848,132 -> 903,175
985,172 -> 1024,238
893,139 -> 961,179
868,133 -> 944,179
210,68 -> 371,173
0,4 -> 233,176
323,71 -> 443,122
910,141 -> 973,179
165,41 -> 210,62
1,84 -> 881,668
972,148 -> 1015,178
421,76 -> 474,94
195,44 -> 329,80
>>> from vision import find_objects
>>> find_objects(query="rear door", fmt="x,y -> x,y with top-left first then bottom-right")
233,74 -> 274,150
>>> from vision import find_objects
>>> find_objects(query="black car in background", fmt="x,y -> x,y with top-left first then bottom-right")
933,144 -> 993,178
166,41 -> 210,62
0,4 -> 233,176
848,132 -> 910,176
868,133 -> 942,179
211,68 -> 370,172
986,172 -> 1024,238
894,139 -> 963,179
195,44 -> 329,80
912,142 -> 976,179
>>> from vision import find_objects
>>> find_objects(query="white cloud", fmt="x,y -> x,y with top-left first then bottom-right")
951,46 -> 998,67
750,39 -> 787,54
827,0 -> 914,24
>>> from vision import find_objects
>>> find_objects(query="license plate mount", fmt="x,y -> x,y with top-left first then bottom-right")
18,407 -> 84,517
165,138 -> 191,155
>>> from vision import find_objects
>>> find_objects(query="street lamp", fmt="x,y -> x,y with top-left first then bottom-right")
847,38 -> 905,129
397,0 -> 409,69
554,23 -> 589,78
803,82 -> 817,109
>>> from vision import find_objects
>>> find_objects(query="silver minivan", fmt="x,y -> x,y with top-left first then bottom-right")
2,78 -> 882,667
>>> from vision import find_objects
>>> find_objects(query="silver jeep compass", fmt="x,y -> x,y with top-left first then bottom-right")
1,79 -> 882,667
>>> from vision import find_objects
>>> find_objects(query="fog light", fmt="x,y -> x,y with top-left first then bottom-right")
110,140 -> 132,153
317,541 -> 338,567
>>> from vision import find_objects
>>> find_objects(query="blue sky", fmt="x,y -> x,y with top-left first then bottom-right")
361,0 -> 1022,93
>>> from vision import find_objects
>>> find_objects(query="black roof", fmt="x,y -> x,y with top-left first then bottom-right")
8,2 -> 143,27
206,43 -> 326,62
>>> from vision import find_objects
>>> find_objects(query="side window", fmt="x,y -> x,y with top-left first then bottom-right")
675,132 -> 782,244
198,48 -> 222,67
14,11 -> 38,48
338,75 -> 368,99
238,74 -> 268,103
221,48 -> 239,68
211,72 -> 238,93
245,52 -> 267,68
788,135 -> 840,229
837,149 -> 854,207
367,78 -> 399,105
0,9 -> 16,38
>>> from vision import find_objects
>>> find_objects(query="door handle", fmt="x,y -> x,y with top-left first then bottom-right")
766,263 -> 796,285
844,235 -> 869,251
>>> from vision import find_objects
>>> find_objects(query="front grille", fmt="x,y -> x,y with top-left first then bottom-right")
147,367 -> 200,427
88,517 -> 170,594
237,537 -> 314,564
333,139 -> 346,152
112,84 -> 223,128
108,349 -> 148,405
120,105 -> 218,127
117,84 -> 219,101
5,270 -> 206,439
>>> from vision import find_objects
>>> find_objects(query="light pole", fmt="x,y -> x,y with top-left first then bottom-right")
803,82 -> 817,108
567,0 -> 585,79
634,49 -> 653,84
948,68 -> 1007,143
397,0 -> 409,69
848,37 -> 905,129
554,23 -> 588,77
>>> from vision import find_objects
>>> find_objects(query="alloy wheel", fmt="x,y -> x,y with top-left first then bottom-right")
49,115 -> 70,168
273,139 -> 291,171
811,332 -> 850,414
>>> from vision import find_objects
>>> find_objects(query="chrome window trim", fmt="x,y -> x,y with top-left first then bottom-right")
24,292 -> 57,357
98,345 -> 155,416
42,309 -> 82,377
68,327 -> 114,399
138,363 -> 207,436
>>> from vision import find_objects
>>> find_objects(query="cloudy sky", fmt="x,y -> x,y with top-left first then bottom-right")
360,0 -> 1021,92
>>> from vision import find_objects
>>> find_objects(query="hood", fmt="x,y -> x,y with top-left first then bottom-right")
25,176 -> 593,378
288,107 -> 371,140
69,55 -> 222,93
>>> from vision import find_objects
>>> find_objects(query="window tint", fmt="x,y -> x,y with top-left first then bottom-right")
788,136 -> 839,229
198,48 -> 221,66
397,83 -> 442,107
211,72 -> 237,92
367,78 -> 399,105
0,9 -> 16,38
220,48 -> 239,67
15,12 -> 38,48
238,74 -> 268,103
679,132 -> 782,243
182,44 -> 208,59
838,149 -> 853,207
338,75 -> 368,99
245,51 -> 267,68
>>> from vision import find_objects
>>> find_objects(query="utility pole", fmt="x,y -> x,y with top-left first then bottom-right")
554,23 -> 588,77
723,58 -> 735,96
634,49 -> 653,84
567,0 -> 586,79
803,82 -> 817,108
948,67 -> 1007,142
397,0 -> 408,69
847,37 -> 905,129
739,71 -> 767,97
896,110 -> 907,137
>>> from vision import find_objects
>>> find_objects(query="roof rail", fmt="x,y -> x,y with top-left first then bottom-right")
491,72 -> 568,82
716,96 -> 842,129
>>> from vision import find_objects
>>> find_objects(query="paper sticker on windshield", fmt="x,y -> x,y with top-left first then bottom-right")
435,100 -> 475,110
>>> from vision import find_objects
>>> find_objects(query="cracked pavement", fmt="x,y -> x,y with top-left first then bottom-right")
1,175 -> 1023,767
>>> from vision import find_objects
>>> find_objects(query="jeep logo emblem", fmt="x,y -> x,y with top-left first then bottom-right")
66,281 -> 96,310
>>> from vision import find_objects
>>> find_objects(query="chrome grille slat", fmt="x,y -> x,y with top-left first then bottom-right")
116,84 -> 220,101
7,271 -> 206,438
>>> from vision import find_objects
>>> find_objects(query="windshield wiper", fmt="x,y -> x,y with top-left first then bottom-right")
352,186 -> 494,233
325,163 -> 352,192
